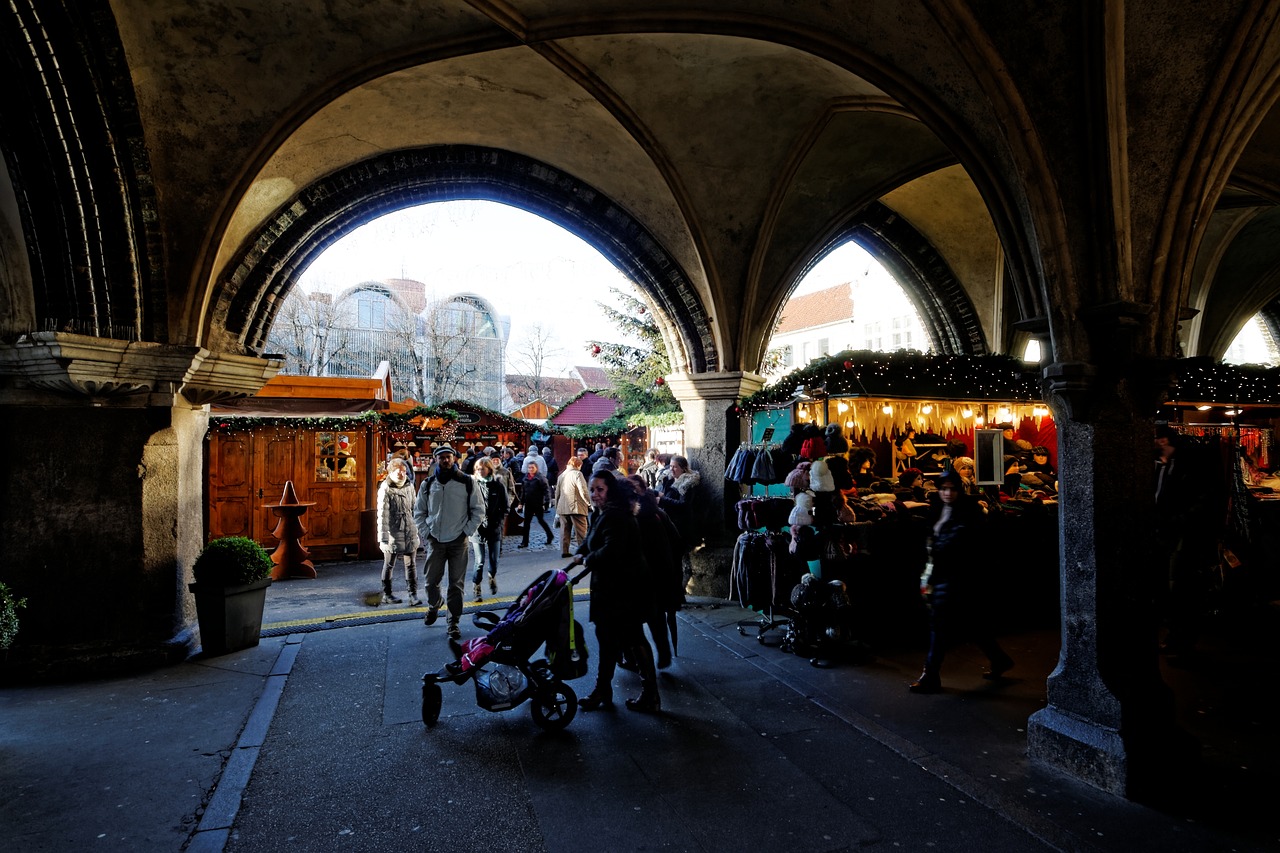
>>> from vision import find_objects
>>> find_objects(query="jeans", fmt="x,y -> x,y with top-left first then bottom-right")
472,529 -> 500,583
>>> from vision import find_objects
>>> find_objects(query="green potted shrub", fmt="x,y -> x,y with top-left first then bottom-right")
189,536 -> 273,655
0,581 -> 27,652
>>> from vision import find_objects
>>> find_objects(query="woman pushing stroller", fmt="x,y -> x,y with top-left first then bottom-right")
570,470 -> 661,713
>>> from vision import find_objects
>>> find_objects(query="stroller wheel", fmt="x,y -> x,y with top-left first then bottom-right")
422,680 -> 443,728
530,682 -> 577,731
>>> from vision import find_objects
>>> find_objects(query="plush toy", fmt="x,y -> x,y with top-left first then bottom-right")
809,457 -> 835,492
823,422 -> 850,455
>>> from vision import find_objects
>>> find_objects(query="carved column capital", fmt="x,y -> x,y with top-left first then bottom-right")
0,332 -> 280,406
664,370 -> 765,404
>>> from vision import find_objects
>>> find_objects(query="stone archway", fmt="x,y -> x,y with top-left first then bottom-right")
208,145 -> 718,375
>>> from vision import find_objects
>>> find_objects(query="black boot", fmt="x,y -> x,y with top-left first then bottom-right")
625,644 -> 661,713
578,684 -> 614,711
380,579 -> 401,605
908,670 -> 941,693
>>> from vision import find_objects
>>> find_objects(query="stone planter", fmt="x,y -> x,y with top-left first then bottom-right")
188,577 -> 271,655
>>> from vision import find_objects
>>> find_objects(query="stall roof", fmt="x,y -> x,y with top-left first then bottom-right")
747,350 -> 1040,409
552,390 -> 621,426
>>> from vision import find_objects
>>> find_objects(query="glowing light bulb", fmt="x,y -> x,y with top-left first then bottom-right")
881,404 -> 893,415
837,402 -> 849,414
921,404 -> 933,415
962,407 -> 973,418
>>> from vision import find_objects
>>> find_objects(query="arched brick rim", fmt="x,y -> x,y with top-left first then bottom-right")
217,146 -> 715,373
794,201 -> 988,356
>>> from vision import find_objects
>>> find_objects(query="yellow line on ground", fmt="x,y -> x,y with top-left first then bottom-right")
261,588 -> 590,631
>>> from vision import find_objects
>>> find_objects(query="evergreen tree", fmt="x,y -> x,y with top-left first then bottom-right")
586,288 -> 682,430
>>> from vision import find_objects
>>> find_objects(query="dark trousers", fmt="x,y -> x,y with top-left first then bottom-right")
423,534 -> 469,621
644,606 -> 673,666
593,620 -> 656,697
521,507 -> 555,546
922,585 -> 1008,676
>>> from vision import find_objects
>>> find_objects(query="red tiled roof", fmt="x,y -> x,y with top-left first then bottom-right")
572,365 -> 611,389
774,282 -> 853,334
552,391 -> 620,425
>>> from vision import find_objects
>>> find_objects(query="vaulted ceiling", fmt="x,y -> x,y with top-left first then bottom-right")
4,1 -> 1279,372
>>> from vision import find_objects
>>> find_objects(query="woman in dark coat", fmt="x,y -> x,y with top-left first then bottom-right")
516,469 -> 555,549
627,475 -> 684,669
910,468 -> 1013,693
571,470 -> 660,713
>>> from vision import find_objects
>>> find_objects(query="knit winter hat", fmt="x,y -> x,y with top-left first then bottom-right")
784,461 -> 812,494
788,491 -> 816,526
809,457 -> 835,492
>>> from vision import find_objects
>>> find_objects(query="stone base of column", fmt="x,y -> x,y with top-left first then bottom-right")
688,545 -> 731,599
1027,706 -> 1128,795
1029,703 -> 1200,800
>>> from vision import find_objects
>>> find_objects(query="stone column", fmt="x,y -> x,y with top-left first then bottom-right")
1026,361 -> 1195,797
666,371 -> 764,597
0,333 -> 278,676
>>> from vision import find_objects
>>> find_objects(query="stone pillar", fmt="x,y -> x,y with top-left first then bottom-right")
0,333 -> 277,677
666,371 -> 764,597
1026,361 -> 1195,797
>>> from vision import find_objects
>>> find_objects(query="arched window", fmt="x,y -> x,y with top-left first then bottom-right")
1223,315 -> 1279,366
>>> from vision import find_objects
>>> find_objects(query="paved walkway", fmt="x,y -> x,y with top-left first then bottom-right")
1,530 -> 1273,852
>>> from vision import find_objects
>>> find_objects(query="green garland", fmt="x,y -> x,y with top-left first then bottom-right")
436,399 -> 553,434
207,404 -> 460,436
740,350 -> 1280,410
742,349 -> 1040,409
1171,359 -> 1280,404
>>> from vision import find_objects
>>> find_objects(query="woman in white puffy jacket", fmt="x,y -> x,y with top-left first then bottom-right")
377,457 -> 421,605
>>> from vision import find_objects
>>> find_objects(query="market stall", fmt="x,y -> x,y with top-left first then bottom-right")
206,373 -> 455,561
727,351 -> 1061,657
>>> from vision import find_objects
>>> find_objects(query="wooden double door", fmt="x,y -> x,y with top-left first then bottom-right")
206,425 -> 369,559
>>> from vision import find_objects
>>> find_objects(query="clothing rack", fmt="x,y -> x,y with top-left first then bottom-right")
729,508 -> 797,643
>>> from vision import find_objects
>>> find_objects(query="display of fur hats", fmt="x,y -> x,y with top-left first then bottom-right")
824,454 -> 853,491
781,422 -> 809,456
788,490 -> 816,526
823,422 -> 850,454
799,423 -> 827,460
809,457 -> 835,492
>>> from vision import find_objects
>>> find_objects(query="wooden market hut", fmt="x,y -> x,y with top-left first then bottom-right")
548,390 -> 651,469
205,370 -> 447,561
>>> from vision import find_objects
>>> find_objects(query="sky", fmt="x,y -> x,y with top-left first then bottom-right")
296,201 -> 638,376
293,200 -> 956,375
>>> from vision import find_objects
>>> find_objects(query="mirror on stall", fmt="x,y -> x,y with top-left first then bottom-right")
973,428 -> 1005,485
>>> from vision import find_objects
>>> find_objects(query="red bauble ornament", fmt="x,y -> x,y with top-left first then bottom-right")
654,376 -> 665,386
843,360 -> 853,370
639,306 -> 646,314
591,345 -> 601,355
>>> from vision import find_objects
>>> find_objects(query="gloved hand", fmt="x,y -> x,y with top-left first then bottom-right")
380,541 -> 394,556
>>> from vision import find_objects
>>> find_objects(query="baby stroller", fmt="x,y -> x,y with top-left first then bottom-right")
422,566 -> 590,731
